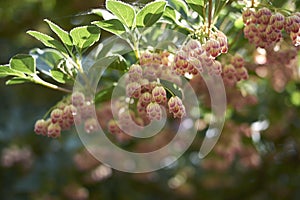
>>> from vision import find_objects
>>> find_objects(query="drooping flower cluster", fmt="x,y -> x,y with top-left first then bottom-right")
173,30 -> 228,77
107,51 -> 187,139
243,8 -> 300,47
222,54 -> 249,86
34,91 -> 99,138
284,12 -> 300,46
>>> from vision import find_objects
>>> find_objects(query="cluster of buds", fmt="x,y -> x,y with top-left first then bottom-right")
243,7 -> 300,48
284,12 -> 300,46
173,30 -> 227,77
222,54 -> 249,86
34,92 -> 99,138
107,51 -> 187,139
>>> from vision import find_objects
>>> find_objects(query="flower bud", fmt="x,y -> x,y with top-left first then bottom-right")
84,118 -> 99,134
168,96 -> 185,118
139,92 -> 152,106
47,123 -> 61,138
126,82 -> 141,98
50,108 -> 63,123
72,92 -> 85,107
146,102 -> 162,120
34,119 -> 49,136
231,54 -> 244,68
152,86 -> 167,104
128,64 -> 143,82
140,51 -> 153,66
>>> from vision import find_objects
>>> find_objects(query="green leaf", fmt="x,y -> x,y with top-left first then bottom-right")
106,0 -> 135,28
136,0 -> 167,27
185,0 -> 204,6
30,48 -> 64,71
163,6 -> 178,22
0,65 -> 26,78
70,25 -> 101,53
44,19 -> 73,52
185,0 -> 205,18
93,19 -> 126,35
27,30 -> 68,54
168,0 -> 189,16
50,69 -> 68,84
6,77 -> 31,85
10,54 -> 36,75
94,86 -> 114,104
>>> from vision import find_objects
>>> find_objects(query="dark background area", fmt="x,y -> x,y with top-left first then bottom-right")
0,0 -> 300,200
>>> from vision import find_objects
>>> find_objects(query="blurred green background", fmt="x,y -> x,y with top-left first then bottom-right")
1,0 -> 300,200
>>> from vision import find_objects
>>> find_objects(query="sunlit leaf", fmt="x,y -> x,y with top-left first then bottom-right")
93,19 -> 126,35
44,19 -> 73,52
9,54 -> 36,75
27,31 -> 68,54
50,69 -> 68,84
164,6 -> 177,22
168,0 -> 189,17
106,0 -> 135,28
185,0 -> 204,6
185,0 -> 205,19
30,48 -> 64,74
0,65 -> 25,78
136,0 -> 167,27
70,25 -> 101,53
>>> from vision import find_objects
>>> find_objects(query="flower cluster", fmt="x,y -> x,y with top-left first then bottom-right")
243,8 -> 300,48
173,30 -> 228,77
222,54 -> 249,86
1,145 -> 33,169
34,92 -> 99,138
107,51 -> 187,139
284,12 -> 300,46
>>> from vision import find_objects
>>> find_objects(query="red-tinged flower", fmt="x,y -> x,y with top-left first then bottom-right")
290,31 -> 300,46
152,86 -> 167,104
126,82 -> 141,98
72,91 -> 85,107
47,123 -> 61,138
140,51 -> 153,66
173,51 -> 189,75
242,9 -> 253,24
128,64 -> 143,82
257,8 -> 271,24
63,105 -> 78,121
236,67 -> 249,81
139,78 -> 151,92
168,96 -> 186,118
139,92 -> 152,106
50,108 -> 63,123
108,119 -> 122,135
84,118 -> 99,134
146,102 -> 162,120
270,13 -> 285,30
34,119 -> 49,136
231,54 -> 245,69
143,66 -> 158,81
205,39 -> 221,57
80,102 -> 94,120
